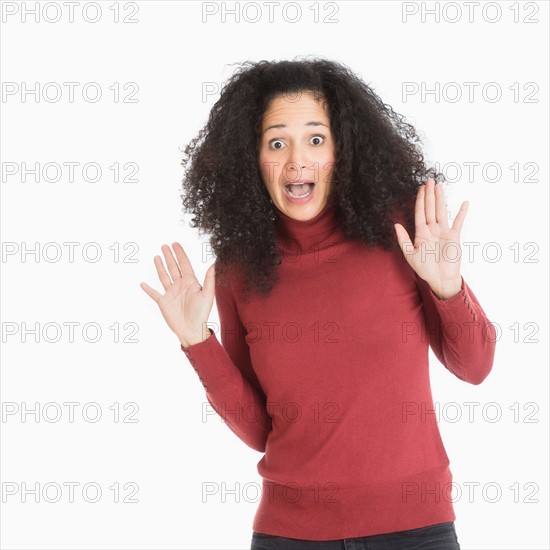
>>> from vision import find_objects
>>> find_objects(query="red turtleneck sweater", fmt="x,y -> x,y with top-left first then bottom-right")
181,193 -> 496,541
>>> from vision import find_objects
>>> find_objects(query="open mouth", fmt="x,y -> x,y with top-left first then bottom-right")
284,182 -> 315,198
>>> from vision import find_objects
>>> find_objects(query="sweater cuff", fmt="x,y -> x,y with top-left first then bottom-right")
180,328 -> 222,392
180,327 -> 215,352
427,276 -> 479,323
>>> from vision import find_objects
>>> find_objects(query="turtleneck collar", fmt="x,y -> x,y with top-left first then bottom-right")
274,191 -> 344,254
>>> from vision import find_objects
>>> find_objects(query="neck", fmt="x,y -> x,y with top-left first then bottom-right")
274,192 -> 344,254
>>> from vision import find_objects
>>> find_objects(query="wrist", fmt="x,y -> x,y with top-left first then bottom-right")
180,327 -> 212,348
431,277 -> 462,300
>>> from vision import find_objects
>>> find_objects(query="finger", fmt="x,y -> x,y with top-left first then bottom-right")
161,244 -> 183,283
451,200 -> 469,235
153,254 -> 174,292
415,184 -> 426,232
172,242 -> 199,284
424,178 -> 436,225
435,182 -> 449,229
140,281 -> 163,303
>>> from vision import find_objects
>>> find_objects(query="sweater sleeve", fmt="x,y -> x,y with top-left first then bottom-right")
414,273 -> 496,385
180,269 -> 272,452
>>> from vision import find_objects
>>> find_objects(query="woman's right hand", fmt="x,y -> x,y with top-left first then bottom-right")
140,242 -> 216,348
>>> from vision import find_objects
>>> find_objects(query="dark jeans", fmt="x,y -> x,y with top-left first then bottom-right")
251,521 -> 460,549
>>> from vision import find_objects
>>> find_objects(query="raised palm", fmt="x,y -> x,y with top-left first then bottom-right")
394,178 -> 468,299
140,242 -> 216,347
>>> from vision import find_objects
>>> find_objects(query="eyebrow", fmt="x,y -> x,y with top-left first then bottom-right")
262,121 -> 329,135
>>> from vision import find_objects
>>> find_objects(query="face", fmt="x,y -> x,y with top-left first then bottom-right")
258,91 -> 335,221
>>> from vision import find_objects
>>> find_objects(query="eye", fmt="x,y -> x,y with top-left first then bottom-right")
310,134 -> 325,145
267,134 -> 326,150
269,139 -> 284,150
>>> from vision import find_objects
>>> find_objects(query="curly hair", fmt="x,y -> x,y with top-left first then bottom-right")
180,56 -> 445,302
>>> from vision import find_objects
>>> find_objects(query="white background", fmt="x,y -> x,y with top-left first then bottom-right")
1,1 -> 548,549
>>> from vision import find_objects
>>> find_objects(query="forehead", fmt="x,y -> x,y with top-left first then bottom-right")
261,92 -> 329,125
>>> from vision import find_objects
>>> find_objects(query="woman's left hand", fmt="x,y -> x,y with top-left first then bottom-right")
393,178 -> 468,300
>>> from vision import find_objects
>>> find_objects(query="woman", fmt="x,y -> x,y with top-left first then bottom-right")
140,58 -> 496,549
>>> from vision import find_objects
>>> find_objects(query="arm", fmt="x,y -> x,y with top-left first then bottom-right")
415,272 -> 496,385
180,265 -> 272,452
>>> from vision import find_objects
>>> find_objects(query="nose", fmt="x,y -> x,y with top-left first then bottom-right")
286,145 -> 310,177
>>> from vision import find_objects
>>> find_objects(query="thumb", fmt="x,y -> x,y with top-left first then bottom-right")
393,223 -> 408,250
201,262 -> 216,297
394,223 -> 415,259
